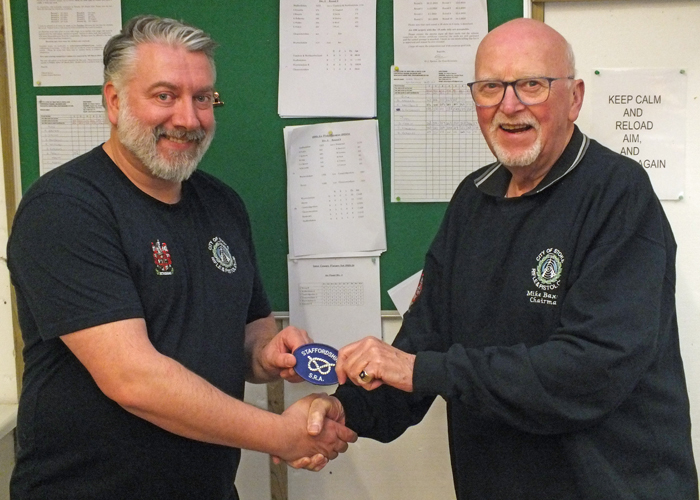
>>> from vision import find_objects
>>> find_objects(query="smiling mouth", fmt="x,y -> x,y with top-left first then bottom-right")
500,123 -> 533,133
155,125 -> 206,146
163,136 -> 193,144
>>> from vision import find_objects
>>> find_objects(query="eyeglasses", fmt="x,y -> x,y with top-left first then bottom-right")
467,77 -> 575,107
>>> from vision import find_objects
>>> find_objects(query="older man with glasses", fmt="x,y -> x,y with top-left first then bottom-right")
299,17 -> 698,500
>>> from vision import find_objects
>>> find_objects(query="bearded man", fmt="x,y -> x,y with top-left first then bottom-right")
8,15 -> 355,500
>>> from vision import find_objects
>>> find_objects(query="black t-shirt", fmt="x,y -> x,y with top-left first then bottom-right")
8,146 -> 271,500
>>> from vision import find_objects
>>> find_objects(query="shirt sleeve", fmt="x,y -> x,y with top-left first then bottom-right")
232,193 -> 272,324
335,382 -> 436,442
8,191 -> 144,339
334,213 -> 453,441
245,258 -> 272,324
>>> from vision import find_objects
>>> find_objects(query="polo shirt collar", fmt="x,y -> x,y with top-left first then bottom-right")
474,125 -> 590,198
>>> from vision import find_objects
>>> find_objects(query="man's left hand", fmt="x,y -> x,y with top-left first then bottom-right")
259,325 -> 312,382
336,336 -> 416,392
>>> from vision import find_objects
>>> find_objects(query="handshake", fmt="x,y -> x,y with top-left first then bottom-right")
263,327 -> 416,471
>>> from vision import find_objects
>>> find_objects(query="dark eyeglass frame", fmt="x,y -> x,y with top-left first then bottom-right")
466,76 -> 575,107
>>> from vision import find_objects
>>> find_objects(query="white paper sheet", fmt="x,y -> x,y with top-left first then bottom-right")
285,120 -> 386,257
588,68 -> 686,200
37,95 -> 111,175
288,256 -> 382,347
391,65 -> 494,202
393,0 -> 488,66
278,0 -> 377,118
29,0 -> 121,87
387,269 -> 423,317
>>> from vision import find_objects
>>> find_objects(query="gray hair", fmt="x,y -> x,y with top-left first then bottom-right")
565,41 -> 576,78
103,15 -> 218,92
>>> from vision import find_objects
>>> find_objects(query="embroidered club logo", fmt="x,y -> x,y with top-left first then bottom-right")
152,240 -> 173,276
532,248 -> 564,291
293,343 -> 339,385
208,236 -> 237,273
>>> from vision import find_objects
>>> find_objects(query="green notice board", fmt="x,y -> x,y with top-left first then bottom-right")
10,0 -> 522,311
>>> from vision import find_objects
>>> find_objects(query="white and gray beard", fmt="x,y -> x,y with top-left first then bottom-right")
117,99 -> 215,182
488,115 -> 542,168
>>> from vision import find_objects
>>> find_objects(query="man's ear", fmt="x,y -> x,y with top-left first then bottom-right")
104,82 -> 120,126
568,79 -> 585,122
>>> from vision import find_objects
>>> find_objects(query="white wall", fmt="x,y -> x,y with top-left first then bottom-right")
544,0 -> 700,463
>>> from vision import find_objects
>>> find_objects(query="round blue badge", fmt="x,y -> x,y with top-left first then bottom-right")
293,343 -> 339,385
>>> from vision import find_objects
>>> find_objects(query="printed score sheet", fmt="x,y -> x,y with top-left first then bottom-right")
393,0 -> 487,66
278,0 -> 377,118
285,119 -> 386,258
391,66 -> 494,202
37,95 -> 111,176
288,256 -> 382,348
28,0 -> 121,86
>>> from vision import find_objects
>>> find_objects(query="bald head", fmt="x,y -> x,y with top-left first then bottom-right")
476,18 -> 575,81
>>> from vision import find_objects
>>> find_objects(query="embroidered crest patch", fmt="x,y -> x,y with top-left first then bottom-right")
152,240 -> 173,275
528,248 -> 564,306
208,236 -> 237,273
532,248 -> 564,290
293,343 -> 339,385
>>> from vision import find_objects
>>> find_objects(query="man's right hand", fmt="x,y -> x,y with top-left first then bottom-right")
273,394 -> 352,471
276,394 -> 356,471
